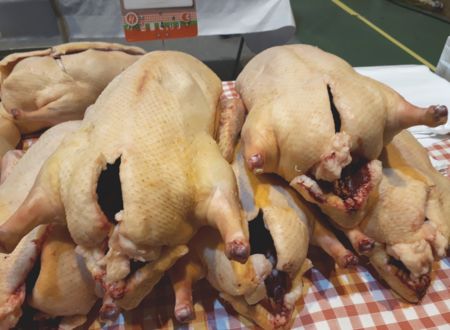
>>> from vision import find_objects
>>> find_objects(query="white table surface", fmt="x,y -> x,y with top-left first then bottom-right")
356,64 -> 450,171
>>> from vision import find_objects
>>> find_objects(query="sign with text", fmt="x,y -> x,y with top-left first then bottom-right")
121,0 -> 197,41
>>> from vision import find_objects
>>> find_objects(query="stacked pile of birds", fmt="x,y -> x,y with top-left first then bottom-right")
0,42 -> 448,330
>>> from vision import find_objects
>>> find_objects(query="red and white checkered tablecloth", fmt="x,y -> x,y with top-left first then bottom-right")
87,255 -> 450,330
221,81 -> 241,100
427,139 -> 450,177
427,139 -> 450,163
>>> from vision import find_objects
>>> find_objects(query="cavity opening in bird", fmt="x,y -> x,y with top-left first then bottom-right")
97,157 -> 123,224
129,259 -> 147,276
307,158 -> 372,211
249,211 -> 291,313
387,256 -> 430,298
327,85 -> 341,133
333,158 -> 370,199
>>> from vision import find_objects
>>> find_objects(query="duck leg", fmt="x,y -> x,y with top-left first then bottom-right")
169,251 -> 205,323
312,220 -> 359,268
193,134 -> 250,263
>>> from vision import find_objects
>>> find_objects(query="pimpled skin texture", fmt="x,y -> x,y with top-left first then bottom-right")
319,131 -> 449,303
235,45 -> 448,304
0,150 -> 24,184
28,225 -> 98,326
169,227 -> 313,330
0,42 -> 145,158
357,168 -> 437,303
384,130 -> 450,245
232,144 -> 358,269
236,44 -> 447,230
358,130 -> 450,303
232,145 -> 312,276
0,121 -> 80,329
169,228 -> 273,327
168,145 -> 358,330
0,51 -> 249,316
361,169 -> 444,276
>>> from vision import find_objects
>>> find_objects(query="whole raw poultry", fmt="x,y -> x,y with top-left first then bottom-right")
237,44 -> 447,235
383,130 -> 450,246
169,143 -> 359,330
235,44 -> 448,302
316,130 -> 450,303
28,225 -> 97,329
358,130 -> 450,302
0,121 -> 93,329
0,51 -> 250,320
0,42 -> 145,158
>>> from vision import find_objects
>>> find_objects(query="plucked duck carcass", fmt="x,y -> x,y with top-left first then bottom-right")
0,51 -> 250,320
0,42 -> 145,158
